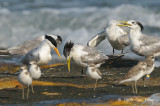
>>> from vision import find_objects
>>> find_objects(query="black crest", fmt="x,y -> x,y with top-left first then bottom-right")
45,35 -> 57,47
63,41 -> 74,58
136,22 -> 144,31
57,35 -> 62,42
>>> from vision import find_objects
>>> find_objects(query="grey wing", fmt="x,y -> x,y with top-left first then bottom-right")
87,31 -> 107,47
96,68 -> 102,76
140,34 -> 160,45
118,34 -> 130,46
8,36 -> 44,55
81,47 -> 109,64
21,49 -> 40,65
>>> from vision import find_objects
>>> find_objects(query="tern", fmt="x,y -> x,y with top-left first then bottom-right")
87,20 -> 130,55
20,35 -> 61,66
17,65 -> 33,99
86,64 -> 102,91
117,20 -> 160,58
63,41 -> 109,72
0,34 -> 62,56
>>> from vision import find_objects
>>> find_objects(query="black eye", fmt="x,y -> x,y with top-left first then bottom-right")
132,22 -> 135,24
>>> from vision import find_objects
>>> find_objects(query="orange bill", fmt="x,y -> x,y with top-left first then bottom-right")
53,47 -> 61,59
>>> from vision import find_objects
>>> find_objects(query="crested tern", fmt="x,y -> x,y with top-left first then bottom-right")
87,20 -> 129,55
0,34 -> 62,56
86,64 -> 102,91
63,41 -> 109,72
18,65 -> 33,99
106,20 -> 130,54
117,20 -> 160,58
117,61 -> 147,94
20,35 -> 61,66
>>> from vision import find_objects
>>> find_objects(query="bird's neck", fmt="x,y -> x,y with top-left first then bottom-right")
38,40 -> 51,53
129,29 -> 142,47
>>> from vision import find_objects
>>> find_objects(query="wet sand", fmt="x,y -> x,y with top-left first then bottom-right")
0,58 -> 160,105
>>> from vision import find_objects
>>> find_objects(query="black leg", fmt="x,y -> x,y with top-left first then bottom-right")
121,49 -> 123,54
113,48 -> 115,55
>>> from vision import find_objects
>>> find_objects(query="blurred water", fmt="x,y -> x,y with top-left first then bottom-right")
0,0 -> 160,59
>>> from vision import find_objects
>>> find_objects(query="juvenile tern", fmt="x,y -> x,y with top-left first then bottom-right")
20,35 -> 61,66
29,60 -> 41,80
86,64 -> 102,91
0,34 -> 62,56
117,61 -> 147,94
63,41 -> 109,72
17,65 -> 33,99
118,20 -> 160,58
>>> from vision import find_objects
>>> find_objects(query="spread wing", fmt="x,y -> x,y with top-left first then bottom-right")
87,31 -> 107,47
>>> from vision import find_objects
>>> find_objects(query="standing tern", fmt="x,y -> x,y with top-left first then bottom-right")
63,41 -> 109,72
106,20 -> 130,54
20,35 -> 61,66
0,34 -> 62,56
86,64 -> 102,91
117,20 -> 160,58
18,65 -> 33,99
87,20 -> 129,55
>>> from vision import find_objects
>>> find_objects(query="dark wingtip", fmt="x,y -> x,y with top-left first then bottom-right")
57,35 -> 62,42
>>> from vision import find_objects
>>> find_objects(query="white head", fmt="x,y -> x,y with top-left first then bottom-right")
44,35 -> 61,59
117,20 -> 144,31
29,60 -> 37,65
20,65 -> 28,72
109,20 -> 119,26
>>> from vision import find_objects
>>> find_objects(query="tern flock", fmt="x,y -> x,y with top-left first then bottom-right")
1,19 -> 159,99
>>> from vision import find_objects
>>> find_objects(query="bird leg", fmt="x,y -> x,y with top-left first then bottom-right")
121,49 -> 124,54
143,77 -> 146,87
113,48 -> 115,55
22,85 -> 24,99
132,83 -> 135,93
27,85 -> 30,99
31,84 -> 34,93
135,81 -> 137,94
94,80 -> 98,91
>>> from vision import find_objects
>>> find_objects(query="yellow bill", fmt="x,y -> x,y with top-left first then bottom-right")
67,57 -> 71,72
117,21 -> 131,26
53,48 -> 61,59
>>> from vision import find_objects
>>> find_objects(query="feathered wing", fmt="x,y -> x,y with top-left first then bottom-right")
87,31 -> 107,47
139,34 -> 160,54
20,49 -> 40,65
8,36 -> 44,55
118,34 -> 130,46
81,46 -> 109,64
